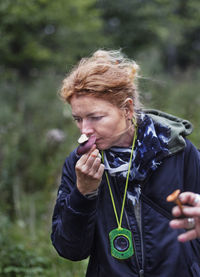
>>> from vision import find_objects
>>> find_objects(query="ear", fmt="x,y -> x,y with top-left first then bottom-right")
123,98 -> 134,120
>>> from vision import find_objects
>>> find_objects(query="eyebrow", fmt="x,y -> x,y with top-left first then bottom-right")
72,112 -> 103,117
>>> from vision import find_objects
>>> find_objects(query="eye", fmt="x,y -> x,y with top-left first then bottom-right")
73,117 -> 82,123
90,116 -> 103,121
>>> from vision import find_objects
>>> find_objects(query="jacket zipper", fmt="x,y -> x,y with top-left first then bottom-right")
125,190 -> 144,276
138,194 -> 144,277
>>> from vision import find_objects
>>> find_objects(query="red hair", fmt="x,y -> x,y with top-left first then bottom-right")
60,50 -> 142,112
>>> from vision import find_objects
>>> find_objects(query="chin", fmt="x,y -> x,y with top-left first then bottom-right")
96,143 -> 106,151
97,145 -> 112,151
96,139 -> 113,150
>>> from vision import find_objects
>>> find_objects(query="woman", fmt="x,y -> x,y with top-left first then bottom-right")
51,50 -> 200,276
170,192 -> 200,242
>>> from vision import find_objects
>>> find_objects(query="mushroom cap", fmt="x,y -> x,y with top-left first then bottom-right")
166,189 -> 181,202
78,134 -> 89,144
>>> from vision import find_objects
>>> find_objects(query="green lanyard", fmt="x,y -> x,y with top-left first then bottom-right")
101,122 -> 138,230
101,121 -> 138,260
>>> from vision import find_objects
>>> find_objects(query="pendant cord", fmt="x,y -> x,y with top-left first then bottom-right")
101,120 -> 138,230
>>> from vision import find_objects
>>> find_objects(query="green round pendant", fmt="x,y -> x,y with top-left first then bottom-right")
109,228 -> 134,260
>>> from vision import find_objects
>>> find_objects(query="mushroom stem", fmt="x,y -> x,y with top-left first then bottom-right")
175,198 -> 183,213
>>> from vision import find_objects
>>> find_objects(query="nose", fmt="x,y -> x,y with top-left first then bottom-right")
81,119 -> 94,136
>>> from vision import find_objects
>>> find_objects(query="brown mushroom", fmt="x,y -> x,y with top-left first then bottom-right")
166,189 -> 183,213
77,134 -> 96,155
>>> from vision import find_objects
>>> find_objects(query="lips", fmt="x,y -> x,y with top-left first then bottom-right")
77,135 -> 96,155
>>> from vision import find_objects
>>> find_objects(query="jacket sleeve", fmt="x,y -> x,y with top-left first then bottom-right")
51,151 -> 98,261
183,139 -> 200,193
182,139 -> 200,259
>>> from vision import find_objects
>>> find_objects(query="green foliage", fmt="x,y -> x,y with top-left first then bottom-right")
0,212 -> 87,277
0,0 -> 108,77
98,0 -> 200,72
140,69 -> 200,148
0,213 -> 48,277
0,244 -> 48,276
0,72 -> 78,216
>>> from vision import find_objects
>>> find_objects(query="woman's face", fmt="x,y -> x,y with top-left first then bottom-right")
70,95 -> 134,150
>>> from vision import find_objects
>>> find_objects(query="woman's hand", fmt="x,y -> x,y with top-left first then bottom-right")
169,192 -> 200,242
75,146 -> 104,195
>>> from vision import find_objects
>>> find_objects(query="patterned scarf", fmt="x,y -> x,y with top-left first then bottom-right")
103,113 -> 170,204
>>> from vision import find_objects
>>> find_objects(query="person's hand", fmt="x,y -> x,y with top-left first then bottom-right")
169,192 -> 200,242
75,146 -> 104,195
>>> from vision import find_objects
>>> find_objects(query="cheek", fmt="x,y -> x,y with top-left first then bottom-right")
96,114 -> 125,137
99,124 -> 120,140
100,121 -> 116,134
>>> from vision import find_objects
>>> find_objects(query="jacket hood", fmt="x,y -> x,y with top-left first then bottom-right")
144,109 -> 193,155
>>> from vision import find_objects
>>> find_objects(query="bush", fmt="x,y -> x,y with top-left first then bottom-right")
0,244 -> 49,277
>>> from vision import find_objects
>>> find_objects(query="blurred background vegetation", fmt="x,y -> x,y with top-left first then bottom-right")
0,0 -> 199,276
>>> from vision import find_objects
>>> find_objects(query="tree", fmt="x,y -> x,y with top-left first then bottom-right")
98,0 -> 200,72
0,0 -> 108,78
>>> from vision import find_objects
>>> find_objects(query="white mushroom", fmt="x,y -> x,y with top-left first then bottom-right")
78,134 -> 89,144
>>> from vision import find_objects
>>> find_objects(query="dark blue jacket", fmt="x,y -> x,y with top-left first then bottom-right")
51,110 -> 200,277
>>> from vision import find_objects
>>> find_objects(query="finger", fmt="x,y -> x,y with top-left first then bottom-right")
76,145 -> 97,166
170,219 -> 185,229
182,206 -> 200,217
179,192 -> 200,206
88,144 -> 97,154
172,206 -> 183,217
76,148 -> 98,170
177,229 -> 198,243
76,152 -> 91,167
90,148 -> 100,159
93,164 -> 105,180
87,156 -> 102,176
84,149 -> 101,170
170,217 -> 195,230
